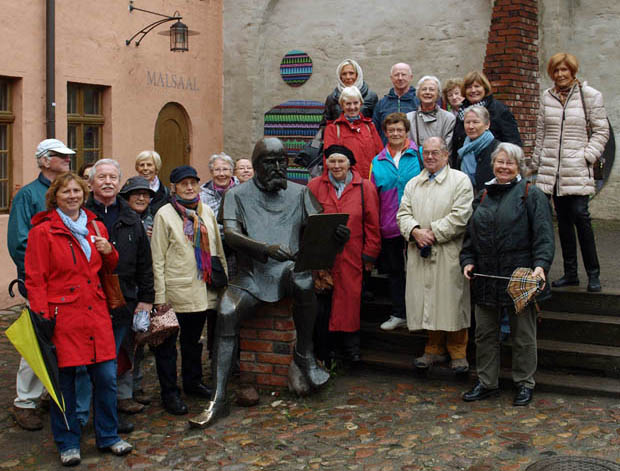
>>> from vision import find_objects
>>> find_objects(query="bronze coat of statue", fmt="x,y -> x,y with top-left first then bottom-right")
189,138 -> 338,428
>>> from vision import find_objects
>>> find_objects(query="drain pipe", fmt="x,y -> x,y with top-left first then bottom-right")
46,0 -> 55,138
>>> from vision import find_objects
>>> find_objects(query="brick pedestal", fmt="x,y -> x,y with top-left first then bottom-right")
483,0 -> 539,156
239,299 -> 296,390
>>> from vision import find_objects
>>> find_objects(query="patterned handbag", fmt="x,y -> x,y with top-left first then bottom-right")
135,304 -> 179,347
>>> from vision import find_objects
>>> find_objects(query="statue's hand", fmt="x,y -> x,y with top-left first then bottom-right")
266,244 -> 292,262
334,224 -> 351,246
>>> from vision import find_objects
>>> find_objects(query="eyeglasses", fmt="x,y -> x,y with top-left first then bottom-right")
386,128 -> 406,135
422,150 -> 444,158
130,191 -> 151,199
49,153 -> 71,160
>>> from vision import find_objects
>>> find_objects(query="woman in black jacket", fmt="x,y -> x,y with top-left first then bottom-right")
322,59 -> 378,124
460,143 -> 554,407
452,71 -> 522,166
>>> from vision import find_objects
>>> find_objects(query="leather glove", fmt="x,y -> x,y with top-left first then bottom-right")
334,224 -> 351,245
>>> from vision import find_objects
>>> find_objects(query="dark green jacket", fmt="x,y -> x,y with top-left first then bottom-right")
7,173 -> 51,280
460,178 -> 555,309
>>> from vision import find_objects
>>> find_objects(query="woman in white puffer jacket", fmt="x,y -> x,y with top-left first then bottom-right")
530,52 -> 609,292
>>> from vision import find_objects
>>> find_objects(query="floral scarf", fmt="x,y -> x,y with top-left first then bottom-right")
171,195 -> 212,283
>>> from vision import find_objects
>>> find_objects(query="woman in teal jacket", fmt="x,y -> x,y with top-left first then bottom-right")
370,112 -> 423,330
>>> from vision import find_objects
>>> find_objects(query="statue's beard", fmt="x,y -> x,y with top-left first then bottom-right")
259,169 -> 288,192
264,176 -> 287,192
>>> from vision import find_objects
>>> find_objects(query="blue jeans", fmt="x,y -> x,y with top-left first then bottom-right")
50,360 -> 119,452
75,324 -> 128,426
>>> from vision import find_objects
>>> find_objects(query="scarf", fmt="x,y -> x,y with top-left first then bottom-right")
171,195 -> 212,283
553,79 -> 578,105
345,115 -> 360,123
336,59 -> 364,92
57,208 -> 91,261
457,130 -> 495,187
213,178 -> 236,196
457,98 -> 489,121
149,176 -> 161,192
328,171 -> 353,199
485,174 -> 522,186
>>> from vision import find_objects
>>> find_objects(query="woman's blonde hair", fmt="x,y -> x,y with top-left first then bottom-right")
547,53 -> 579,79
135,150 -> 162,171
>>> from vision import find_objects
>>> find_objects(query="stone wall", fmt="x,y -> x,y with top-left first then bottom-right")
223,0 -> 620,219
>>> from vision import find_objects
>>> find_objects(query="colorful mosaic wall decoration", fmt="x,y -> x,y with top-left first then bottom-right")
264,100 -> 324,184
279,50 -> 313,87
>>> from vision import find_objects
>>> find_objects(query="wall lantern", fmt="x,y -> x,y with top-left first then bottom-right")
125,0 -> 196,52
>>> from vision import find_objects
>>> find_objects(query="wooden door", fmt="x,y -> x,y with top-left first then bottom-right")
154,102 -> 190,186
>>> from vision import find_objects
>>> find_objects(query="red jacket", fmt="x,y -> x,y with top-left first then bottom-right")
25,209 -> 119,368
324,114 -> 384,180
307,171 -> 381,332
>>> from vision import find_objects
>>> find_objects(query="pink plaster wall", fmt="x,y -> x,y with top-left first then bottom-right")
0,0 -> 223,308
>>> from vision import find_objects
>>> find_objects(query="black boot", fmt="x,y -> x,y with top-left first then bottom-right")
587,271 -> 602,292
552,275 -> 579,288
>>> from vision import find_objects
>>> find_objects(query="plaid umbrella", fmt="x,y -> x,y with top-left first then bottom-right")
473,267 -> 543,314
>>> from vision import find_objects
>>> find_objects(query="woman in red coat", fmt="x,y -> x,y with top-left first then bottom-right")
323,86 -> 384,179
25,172 -> 132,466
307,145 -> 381,363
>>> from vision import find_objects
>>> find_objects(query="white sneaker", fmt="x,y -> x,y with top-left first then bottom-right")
106,439 -> 133,456
60,448 -> 81,466
380,315 -> 407,330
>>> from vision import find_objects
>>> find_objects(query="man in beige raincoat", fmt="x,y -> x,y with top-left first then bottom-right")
397,136 -> 473,373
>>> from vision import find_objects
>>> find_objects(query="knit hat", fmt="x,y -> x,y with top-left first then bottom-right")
324,145 -> 356,166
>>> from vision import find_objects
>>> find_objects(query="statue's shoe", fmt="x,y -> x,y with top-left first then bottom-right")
188,400 -> 230,429
294,351 -> 330,388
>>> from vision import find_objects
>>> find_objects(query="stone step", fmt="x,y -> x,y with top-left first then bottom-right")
360,323 -> 620,378
362,301 -> 620,348
538,310 -> 620,347
531,287 -> 620,316
365,274 -> 620,317
359,349 -> 620,397
509,338 -> 620,378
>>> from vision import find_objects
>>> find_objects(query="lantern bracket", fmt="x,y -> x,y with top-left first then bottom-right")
125,1 -> 186,50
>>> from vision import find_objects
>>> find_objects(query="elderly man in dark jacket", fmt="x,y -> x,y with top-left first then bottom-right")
83,158 -> 154,432
372,63 -> 420,144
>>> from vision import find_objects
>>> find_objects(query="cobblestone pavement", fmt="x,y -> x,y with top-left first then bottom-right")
0,308 -> 618,471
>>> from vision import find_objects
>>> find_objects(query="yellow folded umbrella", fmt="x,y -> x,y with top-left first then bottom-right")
6,308 -> 68,429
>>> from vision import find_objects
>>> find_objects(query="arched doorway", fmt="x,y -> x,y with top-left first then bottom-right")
154,102 -> 190,186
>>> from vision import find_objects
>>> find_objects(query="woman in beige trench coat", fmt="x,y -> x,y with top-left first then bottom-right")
397,136 -> 474,373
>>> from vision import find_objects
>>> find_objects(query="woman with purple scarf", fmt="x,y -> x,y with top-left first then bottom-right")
150,165 -> 227,416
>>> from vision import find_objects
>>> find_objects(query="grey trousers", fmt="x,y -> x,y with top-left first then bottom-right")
475,304 -> 537,389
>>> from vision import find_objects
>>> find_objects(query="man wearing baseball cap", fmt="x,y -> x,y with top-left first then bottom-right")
7,138 -> 75,430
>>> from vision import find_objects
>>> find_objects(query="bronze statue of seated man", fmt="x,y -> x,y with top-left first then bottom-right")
189,137 -> 348,428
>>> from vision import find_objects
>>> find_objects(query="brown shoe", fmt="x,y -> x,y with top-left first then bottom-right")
13,406 -> 43,431
133,390 -> 151,405
117,398 -> 145,414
